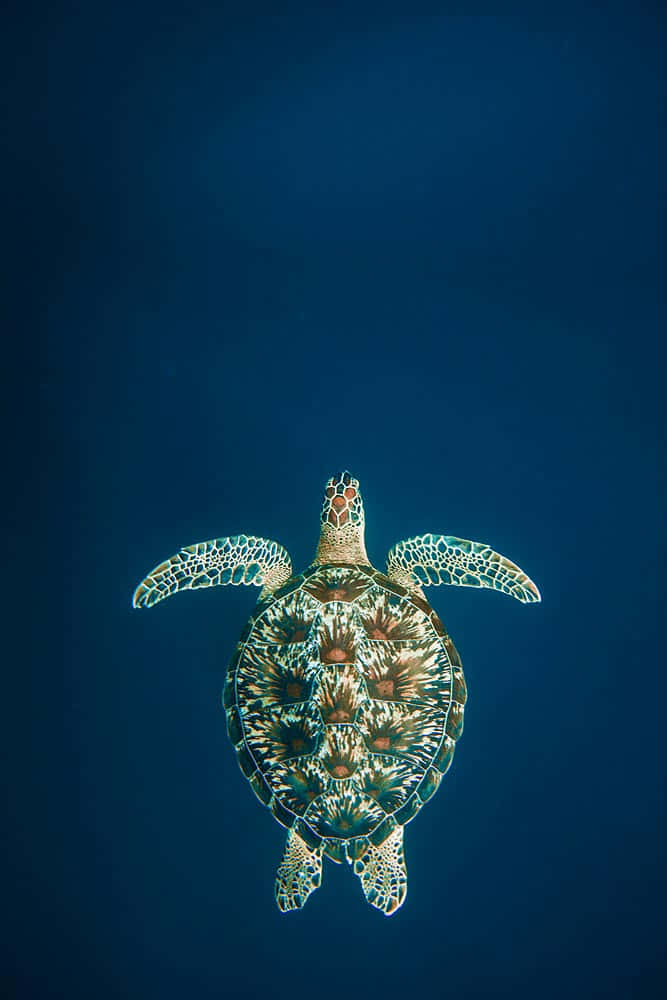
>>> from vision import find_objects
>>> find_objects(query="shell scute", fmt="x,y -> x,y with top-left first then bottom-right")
433,734 -> 456,774
356,701 -> 446,771
264,758 -> 329,815
393,793 -> 421,826
235,642 -> 318,712
242,703 -> 322,771
249,771 -> 273,806
445,702 -> 465,741
416,767 -> 442,804
357,636 -> 452,711
306,788 -> 385,839
271,796 -> 296,829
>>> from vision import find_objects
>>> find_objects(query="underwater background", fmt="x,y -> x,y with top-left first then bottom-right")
8,6 -> 667,998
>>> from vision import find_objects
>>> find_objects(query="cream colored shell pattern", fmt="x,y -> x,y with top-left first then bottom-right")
223,563 -> 466,874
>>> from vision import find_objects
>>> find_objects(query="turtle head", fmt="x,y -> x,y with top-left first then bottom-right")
314,471 -> 369,566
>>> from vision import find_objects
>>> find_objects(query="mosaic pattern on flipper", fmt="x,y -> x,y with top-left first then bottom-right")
387,533 -> 541,604
133,534 -> 293,609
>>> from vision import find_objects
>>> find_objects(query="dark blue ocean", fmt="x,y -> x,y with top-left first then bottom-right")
8,7 -> 666,998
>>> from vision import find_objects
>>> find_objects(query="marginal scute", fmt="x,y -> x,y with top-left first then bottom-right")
433,734 -> 456,774
236,743 -> 257,778
271,796 -> 295,829
222,672 -> 235,710
347,837 -> 368,861
417,767 -> 442,804
294,818 -> 323,852
323,840 -> 347,864
445,702 -> 465,741
452,665 -> 467,705
226,706 -> 243,746
250,771 -> 273,806
370,815 -> 397,847
393,793 -> 421,826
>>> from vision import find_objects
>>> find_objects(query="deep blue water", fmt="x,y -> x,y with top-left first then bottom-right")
8,6 -> 667,998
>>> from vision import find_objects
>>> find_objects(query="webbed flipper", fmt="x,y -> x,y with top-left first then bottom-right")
132,534 -> 292,608
353,826 -> 407,916
387,534 -> 540,604
275,827 -> 323,912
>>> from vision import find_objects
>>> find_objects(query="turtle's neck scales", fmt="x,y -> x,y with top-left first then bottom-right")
313,523 -> 370,566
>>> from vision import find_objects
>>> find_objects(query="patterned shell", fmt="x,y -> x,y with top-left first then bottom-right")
223,563 -> 467,864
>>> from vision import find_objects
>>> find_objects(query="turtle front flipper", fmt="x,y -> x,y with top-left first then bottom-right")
387,533 -> 540,604
275,827 -> 323,912
132,535 -> 292,609
353,826 -> 407,915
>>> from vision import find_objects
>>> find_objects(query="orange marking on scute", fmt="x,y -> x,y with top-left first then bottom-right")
286,682 -> 303,699
291,737 -> 306,752
369,628 -> 387,640
344,487 -> 356,499
290,629 -> 306,643
328,709 -> 350,723
372,736 -> 391,751
332,764 -> 351,778
327,588 -> 347,601
332,495 -> 346,509
325,647 -> 348,663
375,679 -> 395,698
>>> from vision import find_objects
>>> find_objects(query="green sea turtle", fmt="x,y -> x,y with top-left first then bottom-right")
133,471 -> 540,915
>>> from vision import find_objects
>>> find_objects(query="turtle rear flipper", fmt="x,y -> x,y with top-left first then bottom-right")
132,534 -> 292,608
275,827 -> 323,912
353,826 -> 407,916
